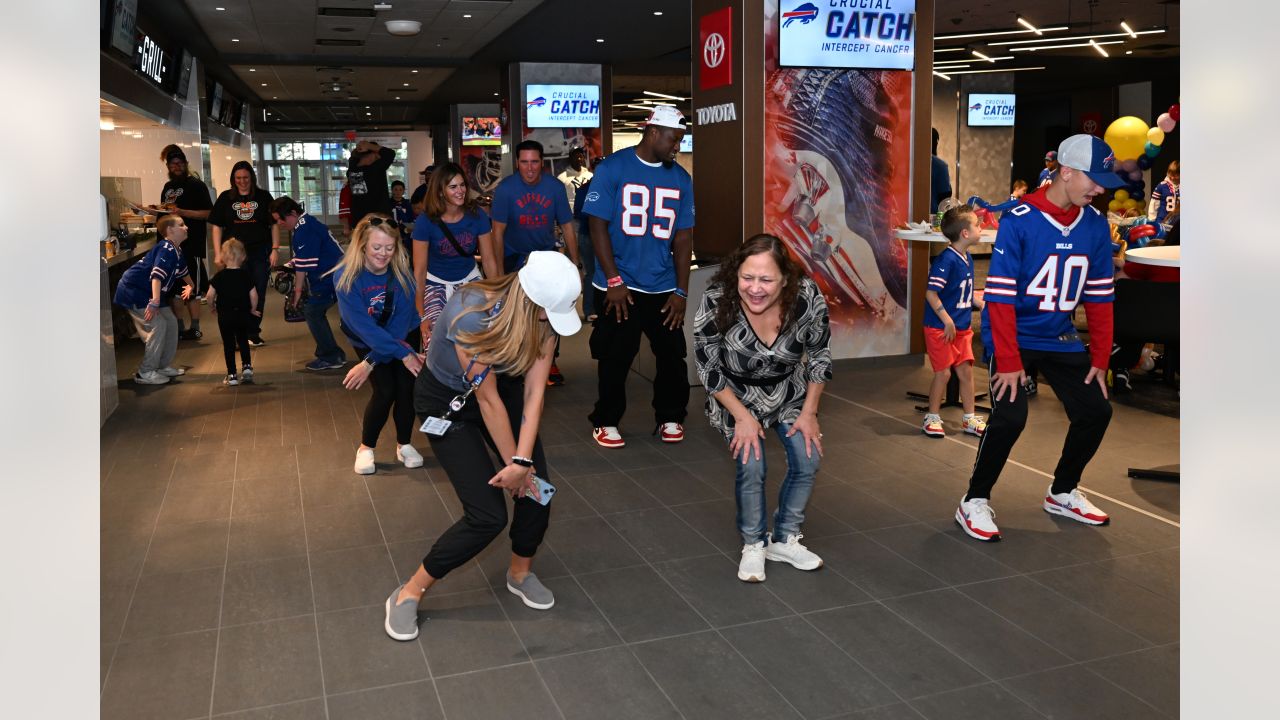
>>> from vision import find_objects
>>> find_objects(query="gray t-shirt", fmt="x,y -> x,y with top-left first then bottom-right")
427,287 -> 490,391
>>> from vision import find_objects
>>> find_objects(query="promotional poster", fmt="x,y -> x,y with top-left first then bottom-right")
764,0 -> 913,358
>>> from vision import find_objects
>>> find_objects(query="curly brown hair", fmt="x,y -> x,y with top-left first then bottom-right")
710,234 -> 806,335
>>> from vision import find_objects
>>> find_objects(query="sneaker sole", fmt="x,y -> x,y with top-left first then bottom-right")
922,430 -> 944,439
955,508 -> 1001,542
383,596 -> 419,641
962,428 -> 984,437
764,551 -> 823,571
355,465 -> 376,475
737,570 -> 766,582
660,435 -> 683,443
397,454 -> 424,469
506,582 -> 555,610
594,435 -> 625,449
1043,500 -> 1110,525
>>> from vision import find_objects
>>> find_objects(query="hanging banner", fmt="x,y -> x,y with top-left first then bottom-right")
700,7 -> 734,90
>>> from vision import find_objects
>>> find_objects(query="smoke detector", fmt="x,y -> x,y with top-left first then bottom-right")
385,20 -> 420,35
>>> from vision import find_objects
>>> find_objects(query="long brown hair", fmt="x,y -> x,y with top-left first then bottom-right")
424,162 -> 476,219
452,273 -> 555,376
710,234 -> 806,334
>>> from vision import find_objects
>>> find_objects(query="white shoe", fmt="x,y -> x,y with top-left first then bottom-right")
354,448 -> 376,475
134,370 -> 170,385
157,366 -> 186,377
397,444 -> 424,469
764,533 -> 823,570
738,541 -> 766,582
593,426 -> 625,449
956,496 -> 1001,541
960,414 -> 986,437
1044,487 -> 1110,525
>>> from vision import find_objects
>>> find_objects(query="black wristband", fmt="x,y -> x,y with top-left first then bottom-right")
510,456 -> 534,468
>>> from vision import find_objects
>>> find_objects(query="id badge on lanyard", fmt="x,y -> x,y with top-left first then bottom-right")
419,355 -> 490,436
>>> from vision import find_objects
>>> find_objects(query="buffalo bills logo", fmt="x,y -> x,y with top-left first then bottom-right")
969,103 -> 982,112
367,290 -> 387,316
782,2 -> 819,27
1102,151 -> 1115,171
527,96 -> 546,108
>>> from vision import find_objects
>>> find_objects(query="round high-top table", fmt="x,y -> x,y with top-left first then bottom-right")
1124,245 -> 1180,266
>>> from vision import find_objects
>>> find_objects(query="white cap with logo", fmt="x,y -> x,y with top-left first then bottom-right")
518,251 -> 583,337
645,105 -> 686,129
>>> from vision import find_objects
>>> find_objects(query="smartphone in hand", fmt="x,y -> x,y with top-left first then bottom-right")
531,474 -> 556,506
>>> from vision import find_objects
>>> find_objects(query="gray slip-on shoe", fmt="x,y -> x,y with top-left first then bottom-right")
384,584 -> 420,641
506,571 -> 555,610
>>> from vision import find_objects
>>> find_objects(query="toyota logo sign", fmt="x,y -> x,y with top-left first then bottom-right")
703,32 -> 725,69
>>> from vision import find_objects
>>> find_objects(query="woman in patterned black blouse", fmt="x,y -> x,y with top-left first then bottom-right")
693,234 -> 833,583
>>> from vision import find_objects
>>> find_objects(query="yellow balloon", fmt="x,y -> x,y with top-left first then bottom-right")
1113,189 -> 1130,202
1108,200 -> 1122,212
1104,116 -> 1151,161
1122,198 -> 1139,211
1147,127 -> 1165,146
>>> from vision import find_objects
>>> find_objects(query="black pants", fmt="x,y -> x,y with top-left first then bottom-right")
216,311 -> 252,374
416,369 -> 550,579
588,288 -> 689,428
966,349 -> 1112,500
244,246 -> 271,338
362,361 -> 416,448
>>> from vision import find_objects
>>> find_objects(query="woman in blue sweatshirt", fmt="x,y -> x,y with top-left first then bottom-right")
330,214 -> 424,475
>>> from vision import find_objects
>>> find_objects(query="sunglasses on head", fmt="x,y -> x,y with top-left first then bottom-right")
366,217 -> 400,230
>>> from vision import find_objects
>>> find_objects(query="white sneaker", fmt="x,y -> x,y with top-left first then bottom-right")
397,444 -> 424,469
960,414 -> 987,437
593,426 -> 625,449
157,366 -> 186,377
738,541 -> 766,582
956,496 -> 1001,542
922,413 -> 945,438
354,448 -> 376,475
764,533 -> 823,570
1044,487 -> 1110,525
241,365 -> 254,381
134,370 -> 170,385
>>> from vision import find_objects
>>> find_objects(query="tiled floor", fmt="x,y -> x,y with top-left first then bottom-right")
101,306 -> 1179,720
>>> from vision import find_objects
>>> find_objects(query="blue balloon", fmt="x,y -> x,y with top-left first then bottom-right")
1137,154 -> 1154,170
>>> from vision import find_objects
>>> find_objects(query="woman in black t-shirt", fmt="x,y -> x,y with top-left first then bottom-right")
210,161 -> 278,346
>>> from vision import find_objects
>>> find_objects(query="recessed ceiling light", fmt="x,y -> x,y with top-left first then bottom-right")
216,6 -> 225,10
366,112 -> 372,116
403,82 -> 409,86
395,96 -> 400,100
654,11 -> 663,15
493,92 -> 498,96
249,68 -> 256,72
411,69 -> 418,73
596,38 -> 604,43
260,83 -> 267,86
1125,50 -> 1133,55
365,105 -> 371,109
463,14 -> 471,18
272,96 -> 278,99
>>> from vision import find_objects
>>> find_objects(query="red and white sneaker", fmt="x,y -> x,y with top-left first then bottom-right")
955,496 -> 1001,542
960,414 -> 986,437
1043,488 -> 1110,525
593,426 -> 625,449
658,422 -> 684,443
922,413 -> 945,438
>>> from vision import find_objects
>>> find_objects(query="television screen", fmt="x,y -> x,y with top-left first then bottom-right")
777,0 -> 916,70
967,93 -> 1016,127
461,116 -> 502,146
679,134 -> 692,153
525,84 -> 600,128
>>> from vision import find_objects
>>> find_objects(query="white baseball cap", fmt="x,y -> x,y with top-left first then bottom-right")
518,251 -> 582,336
1057,134 -> 1127,189
645,105 -> 686,130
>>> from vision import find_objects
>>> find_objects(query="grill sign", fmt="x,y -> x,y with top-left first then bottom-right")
778,0 -> 917,70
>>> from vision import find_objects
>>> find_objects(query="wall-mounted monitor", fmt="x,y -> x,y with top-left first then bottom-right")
778,0 -> 916,70
462,116 -> 502,146
967,93 -> 1016,127
525,84 -> 600,128
679,134 -> 692,153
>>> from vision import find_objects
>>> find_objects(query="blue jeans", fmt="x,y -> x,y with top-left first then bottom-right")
303,293 -> 346,363
732,422 -> 820,545
577,221 -> 596,317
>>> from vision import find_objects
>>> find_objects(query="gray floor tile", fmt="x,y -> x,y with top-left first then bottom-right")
909,682 -> 1043,719
576,565 -> 708,642
235,445 -> 300,480
567,471 -> 663,515
303,501 -> 386,553
497,578 -> 622,659
722,616 -> 898,717
538,480 -> 600,520
435,663 -> 561,720
326,680 -> 444,720
1002,663 -> 1166,719
604,439 -> 679,471
296,439 -> 358,476
537,646 -> 682,720
309,544 -> 398,612
627,463 -> 725,505
474,534 -> 573,587
101,642 -> 115,689
544,515 -> 644,574
101,525 -> 151,583
121,566 -> 224,641
212,616 -> 325,714
142,518 -> 229,575
835,704 -> 928,719
317,605 -> 431,694
807,603 -> 985,699
156,480 -> 234,525
232,475 -> 303,517
755,557 -> 872,614
865,523 -> 1020,586
172,451 -> 238,485
1100,547 -> 1179,600
885,588 -> 1072,680
417,589 -> 528,677
100,630 -> 218,720
1029,562 -> 1179,644
221,555 -> 315,626
213,698 -> 327,719
1085,644 -> 1178,717
804,533 -> 947,600
668,496 -> 746,552
101,580 -> 134,645
810,482 -> 917,531
654,554 -> 792,627
632,631 -> 802,720
549,443 -> 614,477
299,469 -> 370,509
371,491 -> 454,542
228,509 -> 308,563
603,506 -> 721,563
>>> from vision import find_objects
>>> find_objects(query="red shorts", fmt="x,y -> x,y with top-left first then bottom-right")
924,327 -> 975,372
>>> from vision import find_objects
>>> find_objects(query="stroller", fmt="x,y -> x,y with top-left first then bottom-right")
272,259 -> 308,323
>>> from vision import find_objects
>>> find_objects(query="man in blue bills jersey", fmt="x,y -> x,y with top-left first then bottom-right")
583,105 -> 695,448
271,197 -> 348,371
957,135 -> 1122,543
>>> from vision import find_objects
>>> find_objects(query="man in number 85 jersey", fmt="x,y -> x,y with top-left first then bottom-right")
582,105 -> 695,449
957,135 -> 1122,543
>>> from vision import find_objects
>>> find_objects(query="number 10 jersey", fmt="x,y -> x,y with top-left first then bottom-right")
982,202 -> 1114,353
582,148 -> 695,294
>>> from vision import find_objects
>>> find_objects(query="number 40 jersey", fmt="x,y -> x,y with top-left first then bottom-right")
982,202 -> 1114,354
582,148 -> 695,294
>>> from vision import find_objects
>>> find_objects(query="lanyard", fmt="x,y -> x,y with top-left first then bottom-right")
442,355 -> 491,419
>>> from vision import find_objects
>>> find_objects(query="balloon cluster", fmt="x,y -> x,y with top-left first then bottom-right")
1101,103 -> 1180,206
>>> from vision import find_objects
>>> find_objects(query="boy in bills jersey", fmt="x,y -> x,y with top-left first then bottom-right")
1147,160 -> 1180,228
922,205 -> 986,439
583,105 -> 695,449
956,135 -> 1122,543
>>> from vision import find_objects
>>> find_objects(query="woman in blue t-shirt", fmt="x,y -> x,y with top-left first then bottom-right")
411,162 -> 495,352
